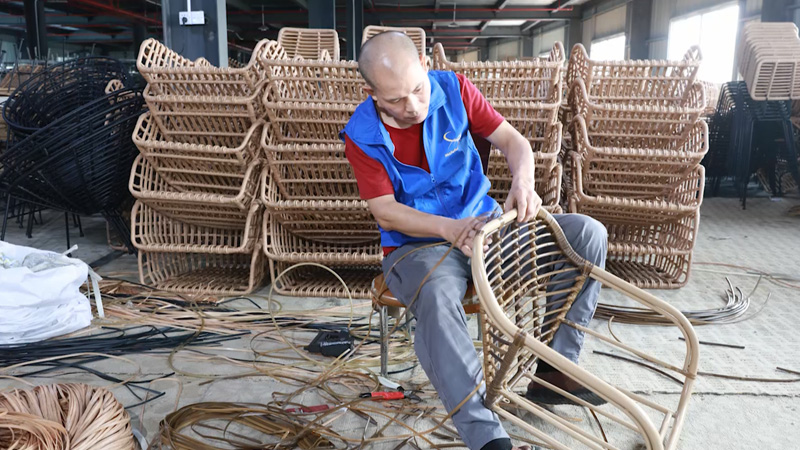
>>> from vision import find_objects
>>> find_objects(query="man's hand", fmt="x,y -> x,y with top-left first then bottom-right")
441,216 -> 486,257
505,174 -> 542,222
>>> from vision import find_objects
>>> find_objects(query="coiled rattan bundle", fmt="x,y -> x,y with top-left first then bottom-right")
0,383 -> 136,450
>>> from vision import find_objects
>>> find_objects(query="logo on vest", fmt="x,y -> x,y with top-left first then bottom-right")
444,131 -> 460,157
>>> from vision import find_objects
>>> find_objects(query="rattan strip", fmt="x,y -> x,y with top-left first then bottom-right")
278,27 -> 340,60
566,43 -> 702,105
138,244 -> 266,297
487,151 -> 562,212
0,384 -> 135,450
269,260 -> 380,299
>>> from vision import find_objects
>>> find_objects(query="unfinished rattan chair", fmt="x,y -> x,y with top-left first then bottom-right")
362,26 -> 426,56
566,43 -> 702,106
278,27 -> 340,60
471,208 -> 699,450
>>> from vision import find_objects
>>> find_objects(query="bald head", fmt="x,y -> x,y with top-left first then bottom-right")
359,31 -> 421,88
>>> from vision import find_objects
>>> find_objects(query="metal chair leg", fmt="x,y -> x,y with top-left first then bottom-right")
379,304 -> 389,378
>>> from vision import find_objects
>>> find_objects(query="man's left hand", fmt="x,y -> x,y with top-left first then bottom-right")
504,175 -> 542,222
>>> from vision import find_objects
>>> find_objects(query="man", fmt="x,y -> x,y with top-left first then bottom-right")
341,32 -> 607,450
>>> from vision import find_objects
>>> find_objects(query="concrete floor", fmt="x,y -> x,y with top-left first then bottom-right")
1,194 -> 799,449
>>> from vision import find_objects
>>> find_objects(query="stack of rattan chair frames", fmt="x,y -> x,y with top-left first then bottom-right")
278,27 -> 340,60
258,46 -> 382,299
472,208 -> 699,450
130,38 -> 283,296
563,44 -> 707,289
433,41 -> 566,213
737,22 -> 800,101
0,57 -> 144,249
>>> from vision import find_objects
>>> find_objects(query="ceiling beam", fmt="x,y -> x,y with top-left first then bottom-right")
290,0 -> 309,9
521,20 -> 540,32
479,21 -> 490,31
0,14 -> 134,26
494,0 -> 511,9
228,9 -> 579,23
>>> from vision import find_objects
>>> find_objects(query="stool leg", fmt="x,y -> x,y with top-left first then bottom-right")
476,313 -> 483,342
380,305 -> 389,378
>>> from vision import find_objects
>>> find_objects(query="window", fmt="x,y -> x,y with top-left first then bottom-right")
668,3 -> 740,83
590,34 -> 626,61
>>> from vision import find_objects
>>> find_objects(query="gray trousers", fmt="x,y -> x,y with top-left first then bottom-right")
381,214 -> 607,450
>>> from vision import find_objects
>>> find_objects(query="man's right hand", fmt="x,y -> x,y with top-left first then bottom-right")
441,216 -> 486,257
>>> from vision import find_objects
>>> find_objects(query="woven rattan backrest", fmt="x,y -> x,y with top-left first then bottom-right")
362,26 -> 426,56
472,208 -> 700,450
566,43 -> 702,105
278,27 -> 341,60
432,42 -> 563,103
137,38 -> 279,97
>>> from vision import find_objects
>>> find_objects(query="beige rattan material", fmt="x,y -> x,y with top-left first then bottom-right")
433,43 -> 563,104
131,201 -> 262,254
260,122 -> 361,200
566,43 -> 702,105
471,209 -> 698,450
260,167 -> 378,243
129,155 -> 259,228
104,78 -> 125,94
569,79 -> 706,149
269,260 -> 380,299
362,26 -> 426,56
278,27 -> 340,60
491,101 -> 562,152
737,22 -> 800,100
261,58 -> 365,105
138,244 -> 266,297
0,384 -> 136,450
133,112 -> 261,186
487,151 -> 562,214
262,210 -> 382,265
606,252 -> 693,289
569,115 -> 708,196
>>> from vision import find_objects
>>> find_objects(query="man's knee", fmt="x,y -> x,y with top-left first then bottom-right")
562,215 -> 607,266
414,276 -> 468,318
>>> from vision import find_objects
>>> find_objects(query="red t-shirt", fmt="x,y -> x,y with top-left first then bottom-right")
344,73 -> 505,255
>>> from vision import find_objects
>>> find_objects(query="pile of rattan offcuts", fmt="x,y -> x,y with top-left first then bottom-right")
0,383 -> 136,450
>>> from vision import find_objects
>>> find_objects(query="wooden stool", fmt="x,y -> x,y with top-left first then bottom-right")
370,273 -> 481,377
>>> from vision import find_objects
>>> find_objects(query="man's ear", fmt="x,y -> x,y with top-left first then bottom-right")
420,53 -> 428,71
362,85 -> 374,98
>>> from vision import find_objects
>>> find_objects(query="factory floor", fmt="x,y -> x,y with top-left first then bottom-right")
1,193 -> 799,449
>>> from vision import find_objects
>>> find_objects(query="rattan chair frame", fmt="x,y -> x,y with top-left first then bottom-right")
487,151 -> 563,214
278,27 -> 340,60
433,42 -> 564,104
268,260 -> 380,299
737,22 -> 800,100
362,26 -> 426,56
471,208 -> 698,450
260,123 -> 361,200
260,166 -> 378,243
261,210 -> 382,265
128,155 -> 259,228
138,244 -> 266,297
569,79 -> 706,148
131,200 -> 262,254
566,43 -> 702,106
133,112 -> 261,188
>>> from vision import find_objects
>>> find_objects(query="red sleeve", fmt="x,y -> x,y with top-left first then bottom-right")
456,73 -> 505,138
344,135 -> 394,200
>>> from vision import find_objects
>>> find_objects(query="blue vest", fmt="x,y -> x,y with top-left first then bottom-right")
341,70 -> 500,249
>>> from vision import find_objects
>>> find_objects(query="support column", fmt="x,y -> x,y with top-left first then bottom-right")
162,0 -> 227,67
346,0 -> 363,60
627,0 -> 652,59
522,36 -> 534,58
308,0 -> 336,30
133,23 -> 147,55
761,0 -> 792,22
23,0 -> 47,60
567,18 -> 582,54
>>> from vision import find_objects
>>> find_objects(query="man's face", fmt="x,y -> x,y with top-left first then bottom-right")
368,55 -> 430,128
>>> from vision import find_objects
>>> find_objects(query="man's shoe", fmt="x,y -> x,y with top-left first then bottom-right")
524,370 -> 607,406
